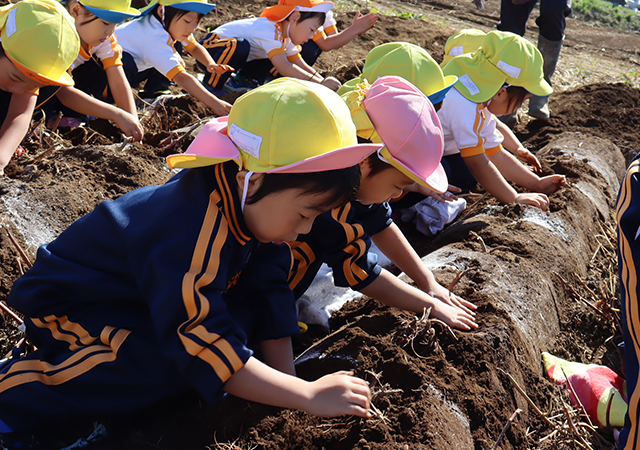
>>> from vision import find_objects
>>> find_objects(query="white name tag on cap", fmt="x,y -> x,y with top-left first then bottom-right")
497,60 -> 522,79
6,9 -> 17,38
229,123 -> 262,159
450,46 -> 465,56
459,74 -> 480,96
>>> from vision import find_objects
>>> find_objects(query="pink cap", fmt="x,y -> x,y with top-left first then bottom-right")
363,76 -> 448,193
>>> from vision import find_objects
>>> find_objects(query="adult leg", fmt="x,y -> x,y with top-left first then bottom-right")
496,0 -> 537,36
528,0 -> 571,119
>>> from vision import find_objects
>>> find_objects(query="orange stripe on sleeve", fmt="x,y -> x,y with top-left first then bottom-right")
165,65 -> 185,82
485,145 -> 503,157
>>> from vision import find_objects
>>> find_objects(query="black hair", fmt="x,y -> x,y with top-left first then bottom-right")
363,151 -> 394,178
153,5 -> 204,31
505,85 -> 530,110
432,101 -> 443,112
246,165 -> 361,209
68,0 -> 101,26
295,11 -> 325,25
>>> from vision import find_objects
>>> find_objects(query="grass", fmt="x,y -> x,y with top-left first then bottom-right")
573,0 -> 640,32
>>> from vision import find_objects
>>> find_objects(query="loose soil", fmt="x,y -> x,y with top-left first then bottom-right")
1,0 -> 639,448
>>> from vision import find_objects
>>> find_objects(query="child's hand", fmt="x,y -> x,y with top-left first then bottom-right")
211,98 -> 232,116
429,300 -> 478,331
515,147 -> 542,173
515,192 -> 550,211
537,174 -> 566,195
113,111 -> 144,142
427,282 -> 477,315
351,11 -> 378,34
420,184 -> 462,203
207,63 -> 234,75
320,76 -> 342,91
305,371 -> 371,418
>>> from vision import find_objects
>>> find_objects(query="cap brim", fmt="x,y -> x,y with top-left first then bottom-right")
427,75 -> 458,105
267,143 -> 381,174
168,1 -> 216,13
166,117 -> 240,168
297,2 -> 334,14
83,4 -> 141,23
7,54 -> 75,87
381,147 -> 448,194
524,78 -> 553,97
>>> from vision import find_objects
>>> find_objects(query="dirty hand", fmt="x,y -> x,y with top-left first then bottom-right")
515,192 -> 550,211
515,147 -> 542,173
114,111 -> 144,142
305,371 -> 371,418
473,0 -> 486,9
208,63 -> 234,75
211,98 -> 232,116
428,282 -> 477,315
425,184 -> 462,203
321,76 -> 342,91
352,11 -> 378,34
430,300 -> 478,331
538,174 -> 566,195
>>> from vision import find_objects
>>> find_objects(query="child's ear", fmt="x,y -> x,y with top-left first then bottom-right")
359,158 -> 371,178
288,10 -> 301,23
236,170 -> 265,197
69,1 -> 82,18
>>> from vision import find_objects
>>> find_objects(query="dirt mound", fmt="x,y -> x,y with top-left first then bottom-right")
1,0 -> 638,447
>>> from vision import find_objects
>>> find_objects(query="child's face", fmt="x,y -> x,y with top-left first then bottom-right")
356,161 -> 414,205
288,16 -> 322,46
242,175 -> 338,243
0,57 -> 43,94
71,4 -> 116,48
167,11 -> 200,42
487,87 -> 532,116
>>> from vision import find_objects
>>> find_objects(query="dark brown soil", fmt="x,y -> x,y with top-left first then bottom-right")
1,0 -> 638,448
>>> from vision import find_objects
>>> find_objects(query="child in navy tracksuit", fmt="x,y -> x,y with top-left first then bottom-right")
617,154 -> 640,449
0,78 -> 379,444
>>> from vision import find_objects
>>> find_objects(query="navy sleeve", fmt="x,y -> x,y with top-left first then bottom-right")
351,202 -> 393,237
224,243 -> 300,346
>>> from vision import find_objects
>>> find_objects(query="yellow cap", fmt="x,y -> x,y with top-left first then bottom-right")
337,42 -> 457,106
0,0 -> 79,86
443,30 -> 553,103
167,78 -> 381,173
80,0 -> 140,23
441,28 -> 486,67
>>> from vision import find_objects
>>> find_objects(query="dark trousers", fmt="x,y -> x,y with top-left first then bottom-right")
441,153 -> 479,193
199,33 -> 251,89
497,0 -> 572,41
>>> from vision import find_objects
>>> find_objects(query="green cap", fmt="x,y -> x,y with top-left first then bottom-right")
338,42 -> 457,105
443,30 -> 552,103
0,0 -> 79,86
441,28 -> 486,67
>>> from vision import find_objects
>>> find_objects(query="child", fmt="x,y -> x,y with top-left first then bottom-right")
0,78 -> 381,443
0,0 -> 80,176
616,154 -> 640,449
442,29 -> 543,173
337,42 -> 463,205
38,0 -> 144,141
278,0 -> 377,69
114,0 -> 232,116
199,0 -> 342,93
227,76 -> 478,376
440,30 -> 566,210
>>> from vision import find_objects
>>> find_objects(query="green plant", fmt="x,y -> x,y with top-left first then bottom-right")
573,0 -> 640,32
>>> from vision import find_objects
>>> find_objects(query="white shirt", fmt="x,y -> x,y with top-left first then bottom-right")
115,14 -> 197,81
213,17 -> 301,62
437,87 -> 504,158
